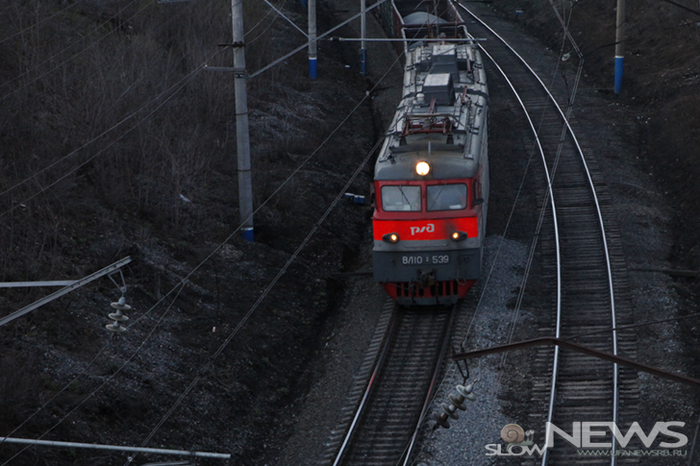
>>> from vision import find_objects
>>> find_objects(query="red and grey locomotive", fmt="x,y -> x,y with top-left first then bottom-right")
372,39 -> 489,305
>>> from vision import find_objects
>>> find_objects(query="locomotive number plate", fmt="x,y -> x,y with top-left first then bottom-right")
401,254 -> 450,265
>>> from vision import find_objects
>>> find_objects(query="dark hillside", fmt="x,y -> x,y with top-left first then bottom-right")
0,0 -> 376,464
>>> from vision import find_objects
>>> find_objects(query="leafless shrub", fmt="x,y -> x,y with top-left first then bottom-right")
0,0 -> 332,284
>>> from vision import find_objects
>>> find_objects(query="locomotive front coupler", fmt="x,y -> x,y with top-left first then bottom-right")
418,270 -> 436,288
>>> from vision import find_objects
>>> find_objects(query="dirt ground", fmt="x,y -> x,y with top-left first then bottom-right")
0,1 -> 380,464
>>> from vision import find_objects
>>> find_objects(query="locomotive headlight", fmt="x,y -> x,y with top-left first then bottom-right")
383,233 -> 400,243
451,231 -> 468,242
415,161 -> 431,176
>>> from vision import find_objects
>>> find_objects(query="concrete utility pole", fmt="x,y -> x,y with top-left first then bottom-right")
614,0 -> 625,94
232,0 -> 254,241
308,0 -> 317,78
360,0 -> 367,75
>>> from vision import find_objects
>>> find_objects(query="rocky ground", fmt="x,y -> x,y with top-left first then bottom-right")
0,0 -> 698,465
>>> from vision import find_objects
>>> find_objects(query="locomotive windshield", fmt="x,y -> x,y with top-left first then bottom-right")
427,183 -> 467,211
381,185 -> 421,211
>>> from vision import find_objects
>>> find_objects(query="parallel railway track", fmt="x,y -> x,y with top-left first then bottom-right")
320,1 -> 639,464
457,4 -> 639,464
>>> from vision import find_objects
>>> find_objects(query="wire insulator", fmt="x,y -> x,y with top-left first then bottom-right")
456,383 -> 476,401
440,402 -> 459,420
105,321 -> 127,333
107,296 -> 130,331
111,296 -> 132,312
449,392 -> 467,411
432,411 -> 451,429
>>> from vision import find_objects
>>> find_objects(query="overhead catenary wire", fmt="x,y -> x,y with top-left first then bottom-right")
0,0 -> 314,212
414,3 -> 565,450
495,0 -> 586,374
0,56 -> 216,221
0,0 -> 148,99
3,28 -> 402,463
425,43 -> 555,417
450,0 -> 579,365
425,8 -> 619,466
249,0 -> 389,79
122,46 -> 406,466
486,4 -> 619,463
0,0 -> 87,45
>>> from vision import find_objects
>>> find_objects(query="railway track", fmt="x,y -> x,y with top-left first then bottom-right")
321,301 -> 456,466
457,3 -> 640,464
321,1 -> 639,464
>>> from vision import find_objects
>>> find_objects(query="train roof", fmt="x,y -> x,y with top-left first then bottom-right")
375,143 -> 479,180
375,42 -> 488,181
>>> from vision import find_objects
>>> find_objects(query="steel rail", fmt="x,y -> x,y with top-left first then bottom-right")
467,37 -> 564,465
331,309 -> 399,466
330,307 -> 453,466
401,303 -> 458,465
457,4 -> 619,465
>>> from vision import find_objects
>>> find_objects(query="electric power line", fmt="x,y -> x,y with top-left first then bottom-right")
0,53 -> 219,220
249,0 -> 389,79
5,39 -> 403,464
244,0 -> 287,41
3,2 -> 396,460
123,32 -> 408,463
0,0 -> 88,45
0,0 -> 147,100
660,0 -> 700,17
0,0 -> 286,208
0,57 -> 214,465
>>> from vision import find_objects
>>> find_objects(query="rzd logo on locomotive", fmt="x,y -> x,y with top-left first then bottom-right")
410,223 -> 435,235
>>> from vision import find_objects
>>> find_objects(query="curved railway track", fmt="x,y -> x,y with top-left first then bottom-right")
457,3 -> 639,464
320,2 -> 639,464
321,301 -> 456,466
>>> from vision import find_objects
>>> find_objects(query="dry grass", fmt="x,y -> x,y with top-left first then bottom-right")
0,0 -> 314,281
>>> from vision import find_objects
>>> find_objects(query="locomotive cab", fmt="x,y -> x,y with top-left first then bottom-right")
372,147 -> 487,304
